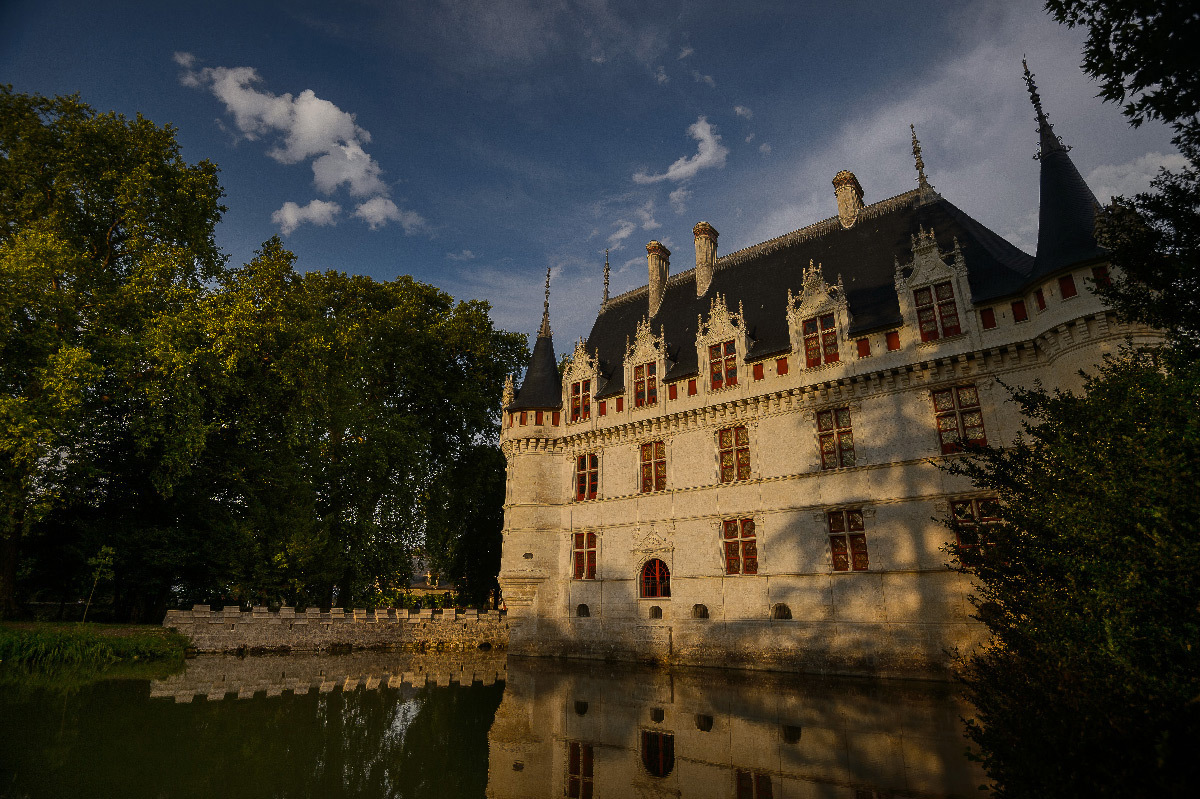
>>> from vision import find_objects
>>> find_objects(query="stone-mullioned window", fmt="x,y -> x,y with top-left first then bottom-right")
717,425 -> 750,483
570,379 -> 591,422
566,741 -> 594,797
709,340 -> 737,390
828,509 -> 868,571
802,313 -> 839,367
640,441 -> 666,493
641,730 -> 674,778
933,384 -> 986,454
951,498 -> 1000,557
640,559 -> 670,598
575,454 -> 598,501
634,362 -> 657,407
817,407 -> 855,469
914,281 -> 961,341
572,532 -> 596,580
722,518 -> 758,575
735,769 -> 774,798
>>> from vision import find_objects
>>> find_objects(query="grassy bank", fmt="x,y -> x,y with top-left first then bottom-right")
0,622 -> 190,670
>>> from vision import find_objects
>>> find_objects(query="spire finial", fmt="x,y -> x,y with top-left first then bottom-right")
910,124 -> 931,190
1023,57 -> 1068,157
539,267 -> 552,337
602,249 -> 610,306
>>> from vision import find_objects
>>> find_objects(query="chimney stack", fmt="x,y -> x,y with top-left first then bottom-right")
646,240 -> 671,318
693,222 -> 718,297
832,170 -> 865,228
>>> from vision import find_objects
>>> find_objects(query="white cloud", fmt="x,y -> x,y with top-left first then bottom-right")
354,197 -> 428,233
654,65 -> 669,84
745,132 -> 755,143
272,199 -> 341,235
608,219 -> 637,249
669,186 -> 692,214
692,70 -> 715,87
759,142 -> 772,155
447,249 -> 477,261
633,116 -> 729,184
677,45 -> 694,59
637,199 -> 660,230
1086,152 -> 1191,203
734,105 -> 753,119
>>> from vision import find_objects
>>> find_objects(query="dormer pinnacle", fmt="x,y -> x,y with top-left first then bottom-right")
910,124 -> 932,191
1023,58 -> 1069,158
539,266 -> 552,338
602,249 -> 610,307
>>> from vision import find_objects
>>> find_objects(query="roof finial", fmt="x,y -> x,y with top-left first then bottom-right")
1023,57 -> 1068,157
910,124 -> 931,190
539,266 -> 552,337
602,249 -> 610,306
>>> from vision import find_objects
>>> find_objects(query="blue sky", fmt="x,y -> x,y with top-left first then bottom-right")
1,0 -> 1181,352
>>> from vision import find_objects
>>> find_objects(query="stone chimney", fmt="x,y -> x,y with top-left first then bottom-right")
832,170 -> 865,228
693,222 -> 718,297
646,240 -> 670,318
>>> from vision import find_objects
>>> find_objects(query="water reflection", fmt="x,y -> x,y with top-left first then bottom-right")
489,657 -> 984,799
0,653 -> 982,798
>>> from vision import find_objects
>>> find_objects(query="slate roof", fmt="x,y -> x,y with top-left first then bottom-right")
508,328 -> 562,410
1031,117 -> 1105,277
586,189 -> 1036,397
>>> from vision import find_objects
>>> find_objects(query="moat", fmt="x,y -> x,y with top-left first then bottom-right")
0,653 -> 984,798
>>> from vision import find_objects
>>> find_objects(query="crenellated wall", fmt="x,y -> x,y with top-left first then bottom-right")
163,605 -> 509,654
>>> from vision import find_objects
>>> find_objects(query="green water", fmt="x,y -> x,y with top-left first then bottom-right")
0,654 -> 985,798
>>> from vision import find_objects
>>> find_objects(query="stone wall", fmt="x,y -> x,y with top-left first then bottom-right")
163,605 -> 509,654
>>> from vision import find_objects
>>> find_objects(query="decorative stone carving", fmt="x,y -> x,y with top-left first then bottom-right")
562,338 -> 599,387
632,528 -> 674,557
626,316 -> 666,367
894,226 -> 974,345
697,292 -> 744,343
502,374 -> 515,408
832,170 -> 865,228
786,260 -> 849,358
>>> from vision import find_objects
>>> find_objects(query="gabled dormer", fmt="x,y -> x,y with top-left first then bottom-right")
696,293 -> 747,393
895,226 -> 972,346
625,316 -> 667,412
786,260 -> 849,370
562,338 -> 600,425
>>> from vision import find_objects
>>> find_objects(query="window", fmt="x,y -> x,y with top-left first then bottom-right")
802,313 -> 839,367
981,308 -> 997,329
951,497 -> 1000,557
817,407 -> 855,469
648,605 -> 663,619
640,559 -> 670,598
520,411 -> 527,425
616,397 -> 623,412
634,362 -> 657,407
856,337 -> 871,358
573,532 -> 596,579
668,383 -> 677,400
1012,299 -> 1028,322
598,400 -> 606,416
752,362 -> 764,380
1034,287 -> 1046,311
709,340 -> 737,390
1092,265 -> 1111,286
776,357 -> 789,375
567,742 -> 594,799
640,441 -> 666,493
574,701 -> 589,715
553,411 -> 560,425
1059,274 -> 1078,299
932,384 -> 986,454
641,731 -> 674,778
718,425 -> 751,482
687,378 -> 697,396
886,330 -> 901,351
914,281 -> 961,341
692,604 -> 709,619
722,518 -> 758,575
576,604 -> 590,617
771,604 -> 791,620
535,411 -> 543,425
575,454 -> 598,501
695,714 -> 714,731
735,770 -> 773,799
828,509 -> 868,571
570,380 -> 591,422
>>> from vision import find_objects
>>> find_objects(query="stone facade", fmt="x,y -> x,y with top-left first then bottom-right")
498,101 -> 1159,677
163,605 -> 509,654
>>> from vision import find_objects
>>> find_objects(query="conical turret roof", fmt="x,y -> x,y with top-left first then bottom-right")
507,269 -> 563,411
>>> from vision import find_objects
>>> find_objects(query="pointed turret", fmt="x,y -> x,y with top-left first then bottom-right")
508,267 -> 563,411
1024,59 -> 1105,277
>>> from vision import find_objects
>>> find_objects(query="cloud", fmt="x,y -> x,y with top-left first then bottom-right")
633,116 -> 730,184
637,199 -> 660,230
608,219 -> 637,249
734,105 -> 753,119
669,186 -> 692,214
1086,152 -> 1191,203
354,197 -> 428,232
745,132 -> 755,143
759,143 -> 772,155
447,249 -> 477,261
654,65 -> 669,84
692,70 -> 715,87
272,199 -> 341,235
677,45 -> 693,59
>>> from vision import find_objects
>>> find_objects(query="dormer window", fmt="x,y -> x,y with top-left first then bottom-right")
634,362 -> 657,407
570,380 -> 591,422
914,282 -> 961,342
802,314 -> 839,367
709,341 -> 737,390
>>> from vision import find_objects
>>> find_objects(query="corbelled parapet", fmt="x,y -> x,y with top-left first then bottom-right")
646,240 -> 671,317
693,221 -> 718,297
832,170 -> 865,228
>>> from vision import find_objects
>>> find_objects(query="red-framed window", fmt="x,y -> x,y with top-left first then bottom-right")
640,441 -> 666,493
856,337 -> 871,358
886,330 -> 901,351
752,362 -> 764,380
951,498 -> 1001,558
634,362 -> 657,408
735,770 -> 773,799
641,730 -> 674,778
709,340 -> 737,390
575,454 -> 598,501
1092,265 -> 1111,286
722,518 -> 758,575
828,509 -> 868,571
567,741 -> 594,798
718,425 -> 751,482
802,313 -> 839,367
535,411 -> 543,425
776,357 -> 789,375
1059,274 -> 1078,299
668,383 -> 677,400
914,281 -> 961,341
553,411 -> 560,425
932,384 -> 986,454
598,400 -> 606,416
981,308 -> 997,329
572,532 -> 597,580
640,558 -> 670,598
519,411 -> 527,425
1034,287 -> 1046,310
817,407 -> 855,469
1012,299 -> 1028,322
616,397 -> 623,412
688,378 -> 697,395
570,380 -> 591,422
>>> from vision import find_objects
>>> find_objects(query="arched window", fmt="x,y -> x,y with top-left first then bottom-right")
772,603 -> 792,620
641,730 -> 675,778
692,604 -> 709,619
648,605 -> 663,619
576,603 -> 590,617
640,559 -> 670,598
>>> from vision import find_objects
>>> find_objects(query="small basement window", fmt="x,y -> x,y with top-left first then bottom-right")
772,603 -> 792,620
576,603 -> 590,617
648,605 -> 663,619
692,604 -> 709,619
695,714 -> 714,732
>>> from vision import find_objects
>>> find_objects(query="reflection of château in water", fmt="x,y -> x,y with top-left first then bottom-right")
487,656 -> 984,799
